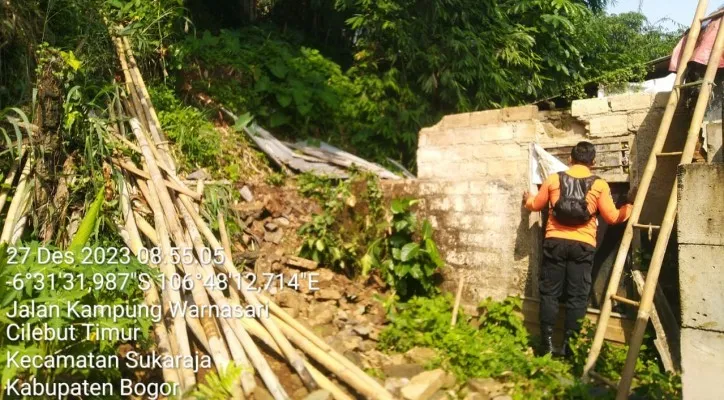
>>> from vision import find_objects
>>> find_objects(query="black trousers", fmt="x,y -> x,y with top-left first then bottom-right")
539,237 -> 596,332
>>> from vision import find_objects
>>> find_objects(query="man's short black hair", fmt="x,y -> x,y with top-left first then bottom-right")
571,141 -> 596,165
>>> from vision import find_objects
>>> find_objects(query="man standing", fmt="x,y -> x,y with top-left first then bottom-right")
523,141 -> 634,356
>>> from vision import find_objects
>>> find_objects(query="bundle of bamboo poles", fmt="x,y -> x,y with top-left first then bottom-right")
109,32 -> 395,400
0,152 -> 33,245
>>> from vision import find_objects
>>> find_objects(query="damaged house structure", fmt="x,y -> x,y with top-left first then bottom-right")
385,11 -> 724,400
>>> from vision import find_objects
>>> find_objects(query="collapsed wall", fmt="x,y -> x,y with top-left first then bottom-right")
384,92 -> 693,306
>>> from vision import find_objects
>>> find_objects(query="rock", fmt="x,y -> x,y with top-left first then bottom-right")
344,350 -> 363,365
239,185 -> 254,202
336,309 -> 349,321
405,347 -> 438,365
463,393 -> 485,400
304,390 -> 332,400
467,378 -> 506,397
316,288 -> 342,301
280,306 -> 298,319
277,290 -> 303,312
382,363 -> 425,379
400,369 -> 448,400
353,325 -> 371,336
361,349 -> 388,370
313,323 -> 338,338
293,388 -> 309,399
186,169 -> 211,180
492,396 -> 512,400
264,228 -> 283,244
317,269 -> 335,282
326,337 -> 347,354
274,216 -> 291,227
308,304 -> 335,326
429,391 -> 450,400
341,334 -> 363,351
441,372 -> 456,389
360,339 -> 377,352
384,377 -> 410,396
285,255 -> 318,270
264,221 -> 278,231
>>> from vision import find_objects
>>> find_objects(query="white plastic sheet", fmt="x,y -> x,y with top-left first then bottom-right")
529,143 -> 568,192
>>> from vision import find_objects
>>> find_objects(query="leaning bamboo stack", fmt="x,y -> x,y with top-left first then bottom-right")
109,30 -> 395,400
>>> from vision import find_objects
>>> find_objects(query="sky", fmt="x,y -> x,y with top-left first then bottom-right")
607,0 -> 722,28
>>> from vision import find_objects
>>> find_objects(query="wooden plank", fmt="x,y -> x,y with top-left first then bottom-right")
520,297 -> 634,344
631,270 -> 680,372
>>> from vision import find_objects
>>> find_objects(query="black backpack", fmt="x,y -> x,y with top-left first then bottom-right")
552,172 -> 599,226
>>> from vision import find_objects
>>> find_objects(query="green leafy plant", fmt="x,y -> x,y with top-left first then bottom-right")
568,320 -> 682,399
265,172 -> 286,186
364,198 -> 444,299
149,84 -> 221,171
379,295 -> 574,398
379,295 -> 681,399
185,363 -> 245,400
298,172 -> 442,296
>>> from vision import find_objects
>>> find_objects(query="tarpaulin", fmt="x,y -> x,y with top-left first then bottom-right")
669,16 -> 724,71
529,143 -> 568,192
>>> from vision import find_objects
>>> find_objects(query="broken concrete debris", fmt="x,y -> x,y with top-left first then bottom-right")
400,369 -> 448,400
239,184 -> 254,202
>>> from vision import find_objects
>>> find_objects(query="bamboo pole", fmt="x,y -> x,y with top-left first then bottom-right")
1,157 -> 31,244
134,212 -> 160,245
114,87 -> 127,137
112,36 -> 148,133
174,196 -> 258,396
217,317 -> 255,398
119,179 -> 182,386
615,10 -> 724,399
257,291 -> 388,393
582,0 -> 712,380
269,315 -> 394,400
138,178 -> 196,388
129,149 -> 243,391
178,195 -> 318,391
109,132 -> 194,197
113,159 -> 201,200
218,212 -> 233,262
135,149 -> 233,380
218,211 -> 242,306
451,276 -> 465,326
121,36 -> 176,175
238,318 -> 354,400
130,134 -> 197,388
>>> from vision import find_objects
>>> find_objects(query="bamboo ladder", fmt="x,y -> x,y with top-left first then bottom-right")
582,1 -> 723,398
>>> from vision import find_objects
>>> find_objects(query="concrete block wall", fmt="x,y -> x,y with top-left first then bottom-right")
677,164 -> 724,400
395,92 -> 680,303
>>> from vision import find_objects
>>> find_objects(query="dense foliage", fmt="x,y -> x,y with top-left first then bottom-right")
379,295 -> 682,399
168,0 -> 680,167
297,172 -> 443,299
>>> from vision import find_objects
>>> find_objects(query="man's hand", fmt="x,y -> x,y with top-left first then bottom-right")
522,191 -> 530,206
626,186 -> 638,204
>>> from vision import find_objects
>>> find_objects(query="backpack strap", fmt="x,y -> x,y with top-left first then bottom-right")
584,175 -> 600,191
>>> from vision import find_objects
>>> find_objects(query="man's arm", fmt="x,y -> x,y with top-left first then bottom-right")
524,176 -> 552,212
597,181 -> 633,224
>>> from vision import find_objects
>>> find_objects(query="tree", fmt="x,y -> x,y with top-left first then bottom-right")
335,0 -> 593,111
